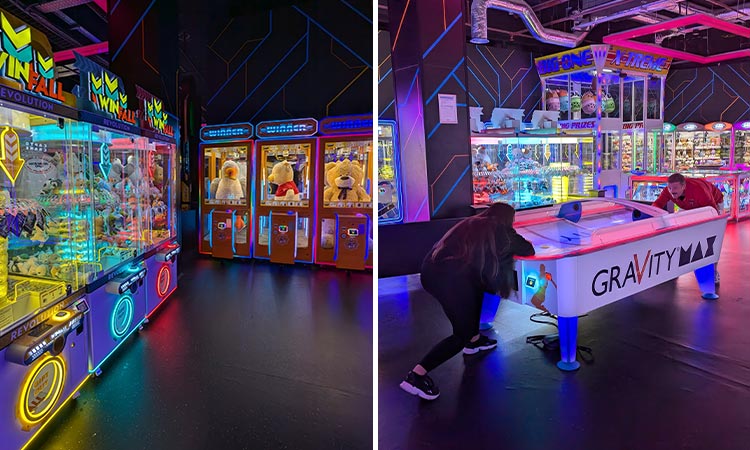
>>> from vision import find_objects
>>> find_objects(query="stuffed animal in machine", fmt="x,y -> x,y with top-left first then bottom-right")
558,89 -> 569,113
545,89 -> 560,111
570,92 -> 582,113
378,181 -> 399,220
266,160 -> 300,201
323,159 -> 371,203
210,160 -> 245,200
581,91 -> 596,115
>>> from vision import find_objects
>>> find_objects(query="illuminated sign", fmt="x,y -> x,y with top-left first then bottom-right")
74,53 -> 137,125
0,10 -> 65,103
605,47 -> 672,76
256,118 -> 318,139
622,122 -> 645,130
678,122 -> 702,132
0,126 -> 23,184
200,123 -> 254,142
560,119 -> 597,130
535,47 -> 595,77
705,121 -> 732,132
663,123 -> 676,133
136,85 -> 175,138
736,121 -> 750,130
319,115 -> 373,135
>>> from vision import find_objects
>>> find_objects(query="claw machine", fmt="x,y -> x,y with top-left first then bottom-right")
198,122 -> 253,259
378,120 -> 402,224
0,10 -> 92,449
253,118 -> 318,264
74,55 -> 147,376
136,86 -> 180,317
316,115 -> 373,270
535,45 -> 671,199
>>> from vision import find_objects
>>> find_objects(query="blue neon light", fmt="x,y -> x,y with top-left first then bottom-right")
200,123 -> 254,142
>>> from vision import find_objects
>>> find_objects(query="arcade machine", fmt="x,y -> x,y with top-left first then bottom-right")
0,10 -> 92,449
535,45 -> 672,199
508,198 -> 726,371
315,115 -> 373,270
74,55 -> 148,376
253,118 -> 318,265
136,86 -> 181,317
630,172 -> 737,219
198,122 -> 253,259
378,120 -> 403,224
671,122 -> 732,171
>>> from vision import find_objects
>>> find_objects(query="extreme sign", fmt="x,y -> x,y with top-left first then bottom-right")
605,46 -> 672,76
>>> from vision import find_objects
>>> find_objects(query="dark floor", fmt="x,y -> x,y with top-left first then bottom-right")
29,213 -> 373,450
379,221 -> 750,450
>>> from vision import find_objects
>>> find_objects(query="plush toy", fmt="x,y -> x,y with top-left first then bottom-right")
40,179 -> 62,196
109,158 -> 124,184
152,162 -> 164,186
570,92 -> 582,113
378,181 -> 400,220
582,91 -> 596,115
209,160 -> 245,200
323,159 -> 371,203
603,94 -> 616,115
266,160 -> 300,201
545,90 -> 560,111
558,89 -> 569,113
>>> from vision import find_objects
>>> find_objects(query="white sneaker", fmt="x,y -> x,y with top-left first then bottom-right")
714,270 -> 720,285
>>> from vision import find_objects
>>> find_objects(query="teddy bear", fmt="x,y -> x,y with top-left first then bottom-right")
108,158 -> 124,185
323,159 -> 371,203
267,160 -> 300,201
209,160 -> 245,200
152,162 -> 164,187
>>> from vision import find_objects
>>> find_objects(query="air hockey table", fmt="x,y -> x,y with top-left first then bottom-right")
507,198 -> 728,371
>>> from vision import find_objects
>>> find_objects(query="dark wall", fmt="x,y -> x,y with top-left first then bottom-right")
108,0 -> 179,112
379,29 -> 543,125
465,43 -> 541,121
180,0 -> 372,124
665,61 -> 750,124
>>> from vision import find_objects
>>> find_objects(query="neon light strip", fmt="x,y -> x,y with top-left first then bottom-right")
54,42 -> 109,62
603,14 -> 750,64
20,374 -> 91,450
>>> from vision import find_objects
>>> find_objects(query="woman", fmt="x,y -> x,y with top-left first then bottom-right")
400,202 -> 535,400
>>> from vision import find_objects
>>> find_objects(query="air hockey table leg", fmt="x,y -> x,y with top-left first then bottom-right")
694,263 -> 719,300
557,316 -> 581,371
479,293 -> 501,331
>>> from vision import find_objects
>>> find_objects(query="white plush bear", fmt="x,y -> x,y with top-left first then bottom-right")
210,160 -> 245,200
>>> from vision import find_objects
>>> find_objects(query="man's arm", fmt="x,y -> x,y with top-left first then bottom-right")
651,186 -> 672,210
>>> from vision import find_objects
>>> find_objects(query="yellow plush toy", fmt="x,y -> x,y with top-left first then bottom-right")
267,161 -> 301,201
323,159 -> 371,202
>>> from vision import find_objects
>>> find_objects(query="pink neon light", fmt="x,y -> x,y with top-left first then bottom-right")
54,42 -> 109,62
603,13 -> 750,64
92,0 -> 107,12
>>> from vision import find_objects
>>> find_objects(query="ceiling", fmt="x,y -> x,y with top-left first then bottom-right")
379,0 -> 750,67
2,0 -> 109,88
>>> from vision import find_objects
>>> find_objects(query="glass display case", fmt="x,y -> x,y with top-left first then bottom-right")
315,134 -> 373,269
661,123 -> 676,172
199,142 -> 251,258
672,122 -> 732,171
630,172 -> 736,219
87,128 -> 145,276
377,121 -> 402,224
141,137 -> 178,251
0,107 -> 93,333
471,134 -> 592,209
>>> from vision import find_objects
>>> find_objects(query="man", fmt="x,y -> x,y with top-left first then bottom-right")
651,172 -> 724,283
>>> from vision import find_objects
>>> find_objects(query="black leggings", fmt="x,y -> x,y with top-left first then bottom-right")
418,264 -> 485,373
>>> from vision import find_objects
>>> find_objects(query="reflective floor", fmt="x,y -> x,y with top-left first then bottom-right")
379,221 -> 750,450
29,215 -> 373,450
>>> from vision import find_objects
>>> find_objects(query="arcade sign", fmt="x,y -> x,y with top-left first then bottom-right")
559,119 -> 597,131
605,47 -> 672,76
74,53 -> 137,125
677,122 -> 702,132
705,121 -> 732,132
137,85 -> 175,138
535,46 -> 595,77
0,10 -> 64,103
256,118 -> 318,139
663,122 -> 676,133
200,123 -> 254,142
319,115 -> 372,135
735,121 -> 750,131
